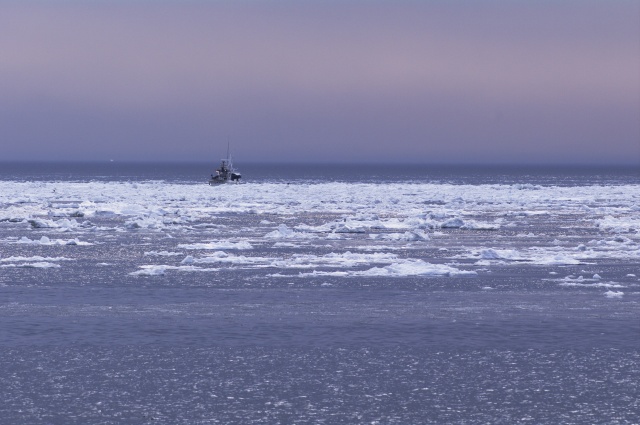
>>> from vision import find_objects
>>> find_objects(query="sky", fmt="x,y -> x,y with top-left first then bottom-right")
1,1 -> 638,164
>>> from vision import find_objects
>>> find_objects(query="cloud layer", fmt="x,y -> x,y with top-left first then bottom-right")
1,1 -> 638,163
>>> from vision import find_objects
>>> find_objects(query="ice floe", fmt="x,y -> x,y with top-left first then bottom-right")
177,241 -> 253,250
272,242 -> 299,248
465,248 -> 584,266
439,217 -> 499,230
181,251 -> 399,269
0,255 -> 70,269
129,264 -> 219,276
27,218 -> 80,231
0,262 -> 61,269
596,215 -> 640,234
265,224 -> 317,239
549,275 -> 625,288
2,181 -> 637,229
136,250 -> 477,279
183,251 -> 269,266
478,249 -> 523,261
1,179 -> 639,280
16,236 -> 92,246
123,213 -> 186,230
559,281 -> 624,288
1,256 -> 72,262
368,230 -> 430,242
356,260 -> 476,277
144,251 -> 183,256
297,259 -> 476,278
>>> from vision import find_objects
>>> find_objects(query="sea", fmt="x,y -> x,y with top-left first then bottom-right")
0,162 -> 638,424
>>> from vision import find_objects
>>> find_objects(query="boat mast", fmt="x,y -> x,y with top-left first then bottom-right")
226,138 -> 232,170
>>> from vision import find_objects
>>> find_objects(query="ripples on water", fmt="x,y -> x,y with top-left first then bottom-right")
1,347 -> 638,424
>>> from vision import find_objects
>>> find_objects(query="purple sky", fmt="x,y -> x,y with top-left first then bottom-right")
1,1 -> 638,164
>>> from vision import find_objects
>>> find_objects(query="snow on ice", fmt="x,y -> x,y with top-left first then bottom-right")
0,179 -> 638,283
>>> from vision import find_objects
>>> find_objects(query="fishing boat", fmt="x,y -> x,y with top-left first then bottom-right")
209,145 -> 241,185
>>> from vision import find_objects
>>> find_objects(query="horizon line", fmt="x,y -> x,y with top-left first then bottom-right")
0,160 -> 638,168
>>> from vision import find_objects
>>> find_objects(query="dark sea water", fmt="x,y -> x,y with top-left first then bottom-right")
0,163 -> 638,424
1,161 -> 638,185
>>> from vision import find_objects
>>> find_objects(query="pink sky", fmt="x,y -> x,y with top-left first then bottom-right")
1,1 -> 638,163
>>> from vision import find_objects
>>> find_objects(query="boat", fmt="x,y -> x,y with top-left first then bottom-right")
209,144 -> 241,185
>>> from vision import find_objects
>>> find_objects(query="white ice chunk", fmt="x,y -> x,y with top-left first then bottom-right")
1,262 -> 61,268
28,219 -> 59,228
559,281 -> 624,288
26,262 -> 61,268
56,218 -> 80,231
124,216 -> 165,230
359,260 -> 476,277
144,251 -> 182,256
272,242 -> 298,247
468,247 -> 583,265
181,255 -> 195,264
130,265 -> 169,276
94,210 -> 118,217
381,231 -> 429,241
597,216 -> 640,234
1,256 -> 71,262
441,218 -> 465,228
333,223 -> 367,233
265,224 -> 316,239
15,236 -> 91,246
461,220 -> 500,230
178,241 -> 253,250
129,264 -> 219,276
27,218 -> 79,231
479,249 -> 522,260
188,251 -> 269,266
437,217 -> 499,230
540,255 -> 582,265
297,259 -> 475,278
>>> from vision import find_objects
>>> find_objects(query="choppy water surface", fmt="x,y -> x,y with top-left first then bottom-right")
0,163 -> 638,424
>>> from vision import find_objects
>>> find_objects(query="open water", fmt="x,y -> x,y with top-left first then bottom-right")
0,162 -> 638,424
